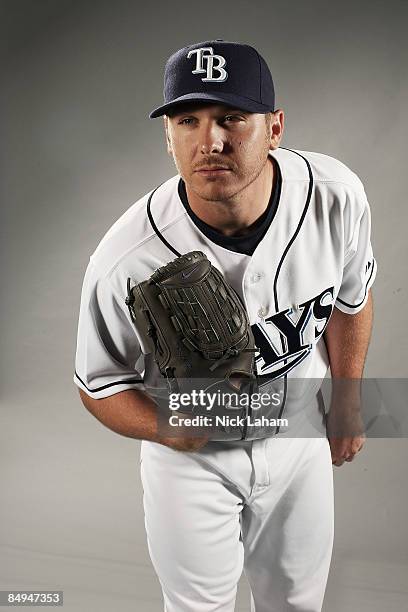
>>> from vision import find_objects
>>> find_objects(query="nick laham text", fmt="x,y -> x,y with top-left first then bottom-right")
169,415 -> 289,428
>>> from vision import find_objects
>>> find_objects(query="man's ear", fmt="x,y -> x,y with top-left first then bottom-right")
269,109 -> 285,150
164,116 -> 173,155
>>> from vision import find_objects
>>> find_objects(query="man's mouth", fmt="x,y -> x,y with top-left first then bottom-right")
195,166 -> 232,175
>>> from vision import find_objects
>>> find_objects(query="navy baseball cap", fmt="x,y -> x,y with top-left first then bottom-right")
149,40 -> 275,118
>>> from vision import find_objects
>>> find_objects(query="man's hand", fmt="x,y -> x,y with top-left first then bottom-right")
158,411 -> 210,452
328,433 -> 366,467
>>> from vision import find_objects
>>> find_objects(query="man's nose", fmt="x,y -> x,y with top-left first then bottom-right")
199,123 -> 225,154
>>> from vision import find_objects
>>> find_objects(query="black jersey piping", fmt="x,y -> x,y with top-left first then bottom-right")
260,147 -> 314,434
146,183 -> 182,257
74,370 -> 144,393
336,258 -> 375,308
272,148 -> 314,309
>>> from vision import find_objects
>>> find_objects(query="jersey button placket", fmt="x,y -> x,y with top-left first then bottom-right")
246,271 -> 267,320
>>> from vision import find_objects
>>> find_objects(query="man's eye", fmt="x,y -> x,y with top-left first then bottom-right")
223,115 -> 242,122
178,117 -> 195,125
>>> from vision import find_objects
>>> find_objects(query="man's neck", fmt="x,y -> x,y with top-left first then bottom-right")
185,156 -> 275,237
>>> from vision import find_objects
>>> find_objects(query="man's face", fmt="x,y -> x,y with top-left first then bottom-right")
164,103 -> 283,202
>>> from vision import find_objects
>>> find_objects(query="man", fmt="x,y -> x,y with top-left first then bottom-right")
74,40 -> 376,611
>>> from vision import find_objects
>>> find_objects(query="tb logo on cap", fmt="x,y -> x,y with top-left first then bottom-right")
187,47 -> 228,82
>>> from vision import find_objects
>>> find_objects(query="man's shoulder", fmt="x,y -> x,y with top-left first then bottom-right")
89,174 -> 183,277
288,148 -> 365,193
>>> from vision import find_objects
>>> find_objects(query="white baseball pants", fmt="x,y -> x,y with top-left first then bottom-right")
140,435 -> 334,612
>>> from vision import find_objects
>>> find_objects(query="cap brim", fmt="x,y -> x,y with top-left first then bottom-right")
149,92 -> 274,118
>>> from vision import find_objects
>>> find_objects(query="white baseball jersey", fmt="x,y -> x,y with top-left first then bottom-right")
74,147 -> 377,432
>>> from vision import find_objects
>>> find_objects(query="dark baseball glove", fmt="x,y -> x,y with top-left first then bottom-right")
125,251 -> 258,440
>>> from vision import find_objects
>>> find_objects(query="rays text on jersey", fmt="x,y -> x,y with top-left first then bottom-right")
253,286 -> 335,378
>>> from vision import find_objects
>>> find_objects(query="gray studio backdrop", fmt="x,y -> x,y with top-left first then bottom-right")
1,0 -> 407,611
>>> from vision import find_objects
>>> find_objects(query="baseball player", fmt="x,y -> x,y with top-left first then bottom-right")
74,40 -> 377,611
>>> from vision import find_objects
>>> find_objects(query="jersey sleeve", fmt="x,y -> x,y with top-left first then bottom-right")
73,260 -> 145,399
335,191 -> 377,314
